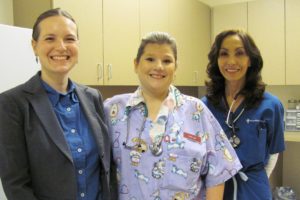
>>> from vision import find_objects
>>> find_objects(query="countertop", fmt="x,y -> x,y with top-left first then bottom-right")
285,131 -> 300,142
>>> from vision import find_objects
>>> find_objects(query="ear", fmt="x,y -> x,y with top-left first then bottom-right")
134,59 -> 138,73
31,39 -> 38,56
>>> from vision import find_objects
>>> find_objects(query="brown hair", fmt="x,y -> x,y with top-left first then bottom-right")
135,32 -> 178,67
32,8 -> 78,41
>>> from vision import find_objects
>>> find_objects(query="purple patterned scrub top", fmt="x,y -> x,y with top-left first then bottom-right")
104,86 -> 242,200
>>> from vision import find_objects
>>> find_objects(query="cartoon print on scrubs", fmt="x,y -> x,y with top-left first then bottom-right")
104,86 -> 242,200
165,121 -> 185,150
192,101 -> 204,121
172,191 -> 189,200
151,189 -> 161,200
152,159 -> 166,179
129,138 -> 148,166
215,131 -> 234,162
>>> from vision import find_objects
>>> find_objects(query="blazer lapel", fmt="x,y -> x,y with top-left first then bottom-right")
76,86 -> 105,157
24,74 -> 73,162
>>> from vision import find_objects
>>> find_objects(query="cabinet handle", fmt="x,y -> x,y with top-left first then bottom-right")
194,71 -> 199,83
97,63 -> 103,81
107,64 -> 112,80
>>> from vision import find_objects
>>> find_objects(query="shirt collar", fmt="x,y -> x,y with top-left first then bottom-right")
41,79 -> 79,106
126,85 -> 184,111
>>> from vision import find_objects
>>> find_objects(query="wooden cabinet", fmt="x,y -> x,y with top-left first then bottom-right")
140,0 -> 169,36
285,0 -> 300,85
169,0 -> 210,86
211,2 -> 247,40
13,0 -> 210,86
103,0 -> 139,85
52,0 -> 103,85
248,0 -> 285,85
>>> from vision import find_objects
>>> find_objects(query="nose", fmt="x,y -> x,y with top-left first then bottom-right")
55,39 -> 67,50
227,55 -> 237,66
155,60 -> 164,70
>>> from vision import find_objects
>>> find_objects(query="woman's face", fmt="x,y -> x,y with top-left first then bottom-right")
217,34 -> 251,85
134,43 -> 176,98
32,15 -> 79,78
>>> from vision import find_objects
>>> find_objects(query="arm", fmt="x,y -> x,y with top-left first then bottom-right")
206,183 -> 224,200
0,93 -> 39,200
265,153 -> 279,177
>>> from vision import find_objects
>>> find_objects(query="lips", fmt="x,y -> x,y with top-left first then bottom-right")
150,73 -> 166,79
50,55 -> 70,60
225,68 -> 240,72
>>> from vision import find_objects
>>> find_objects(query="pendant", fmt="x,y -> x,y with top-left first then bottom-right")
229,135 -> 240,148
149,143 -> 163,156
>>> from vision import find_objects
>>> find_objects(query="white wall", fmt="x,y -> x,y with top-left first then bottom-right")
0,24 -> 40,200
0,0 -> 14,25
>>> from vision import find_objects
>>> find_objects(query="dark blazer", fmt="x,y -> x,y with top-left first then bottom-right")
0,73 -> 117,200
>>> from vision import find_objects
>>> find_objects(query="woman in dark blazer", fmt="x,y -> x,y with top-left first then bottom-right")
0,8 -> 116,200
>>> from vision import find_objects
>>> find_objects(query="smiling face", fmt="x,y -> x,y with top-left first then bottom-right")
32,15 -> 79,80
217,34 -> 251,86
134,43 -> 176,98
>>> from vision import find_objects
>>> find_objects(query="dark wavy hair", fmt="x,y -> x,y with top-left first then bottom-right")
205,29 -> 265,110
32,8 -> 78,41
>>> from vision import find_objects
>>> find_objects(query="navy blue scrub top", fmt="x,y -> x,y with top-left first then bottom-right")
202,92 -> 285,200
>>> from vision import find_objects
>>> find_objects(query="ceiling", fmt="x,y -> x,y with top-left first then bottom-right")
198,0 -> 255,7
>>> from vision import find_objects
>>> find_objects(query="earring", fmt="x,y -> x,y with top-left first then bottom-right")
35,56 -> 39,64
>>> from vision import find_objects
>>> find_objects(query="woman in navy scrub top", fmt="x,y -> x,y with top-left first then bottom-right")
201,29 -> 285,200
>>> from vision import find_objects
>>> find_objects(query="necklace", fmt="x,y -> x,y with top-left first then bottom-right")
225,94 -> 245,148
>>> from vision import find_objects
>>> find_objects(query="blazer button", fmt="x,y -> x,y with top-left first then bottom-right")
101,152 -> 105,159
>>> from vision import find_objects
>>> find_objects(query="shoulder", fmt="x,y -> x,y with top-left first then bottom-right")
262,92 -> 283,107
75,83 -> 99,96
104,93 -> 132,107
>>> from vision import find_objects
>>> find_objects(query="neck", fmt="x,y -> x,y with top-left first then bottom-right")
41,72 -> 69,93
225,82 -> 245,112
142,89 -> 168,121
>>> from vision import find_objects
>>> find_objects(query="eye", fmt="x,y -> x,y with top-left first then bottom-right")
65,37 -> 77,43
163,59 -> 172,64
236,50 -> 246,57
218,50 -> 228,57
145,57 -> 154,62
45,36 -> 54,41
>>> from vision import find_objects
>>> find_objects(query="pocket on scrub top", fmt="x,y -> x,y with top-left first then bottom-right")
161,154 -> 202,192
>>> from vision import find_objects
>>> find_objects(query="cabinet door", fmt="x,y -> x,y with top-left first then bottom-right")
169,0 -> 210,86
212,2 -> 247,41
103,0 -> 139,85
140,0 -> 169,36
53,0 -> 104,85
286,0 -> 300,85
248,0 -> 285,85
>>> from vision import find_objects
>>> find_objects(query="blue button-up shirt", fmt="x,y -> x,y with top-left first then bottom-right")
42,80 -> 101,200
